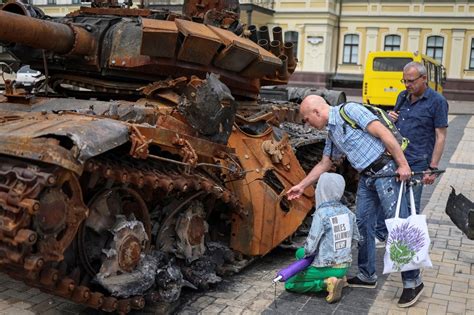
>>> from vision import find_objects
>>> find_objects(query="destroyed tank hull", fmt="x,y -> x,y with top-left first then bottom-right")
0,1 -> 336,313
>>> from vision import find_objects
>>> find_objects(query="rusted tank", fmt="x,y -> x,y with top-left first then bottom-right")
0,0 -> 334,313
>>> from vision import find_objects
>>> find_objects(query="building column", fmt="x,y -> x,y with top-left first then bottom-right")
408,28 -> 420,53
365,27 -> 379,57
301,24 -> 333,73
449,29 -> 466,79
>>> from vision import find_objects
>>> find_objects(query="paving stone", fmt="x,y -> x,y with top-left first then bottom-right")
176,308 -> 198,315
407,307 -> 427,315
265,299 -> 305,314
433,283 -> 451,295
220,305 -> 244,314
368,306 -> 389,314
9,301 -> 33,310
422,296 -> 448,306
411,301 -> 429,309
447,301 -> 466,314
200,303 -> 227,313
0,303 -> 10,312
247,298 -> 275,312
420,285 -> 433,298
427,303 -> 447,315
28,293 -> 51,304
192,295 -> 216,308
467,299 -> 474,310
451,281 -> 469,293
28,299 -> 62,314
35,309 -> 63,315
55,302 -> 87,313
0,307 -> 35,315
429,253 -> 443,262
431,293 -> 466,304
422,276 -> 452,285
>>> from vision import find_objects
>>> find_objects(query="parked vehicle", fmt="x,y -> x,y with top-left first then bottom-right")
15,64 -> 43,87
363,51 -> 446,108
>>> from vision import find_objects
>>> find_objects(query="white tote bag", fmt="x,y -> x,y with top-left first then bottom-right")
383,181 -> 432,274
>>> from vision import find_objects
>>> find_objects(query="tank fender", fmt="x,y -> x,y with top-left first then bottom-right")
40,118 -> 130,162
0,110 -> 129,172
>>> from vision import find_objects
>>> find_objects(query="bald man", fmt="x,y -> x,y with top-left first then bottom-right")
287,95 -> 424,308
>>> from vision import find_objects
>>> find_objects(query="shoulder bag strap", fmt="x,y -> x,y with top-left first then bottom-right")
394,181 -> 405,219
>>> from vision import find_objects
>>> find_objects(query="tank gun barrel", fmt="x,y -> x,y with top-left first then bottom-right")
0,10 -> 96,56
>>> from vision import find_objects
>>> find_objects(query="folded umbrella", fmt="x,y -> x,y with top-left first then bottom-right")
272,255 -> 315,283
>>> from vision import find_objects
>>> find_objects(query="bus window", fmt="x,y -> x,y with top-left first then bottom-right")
435,66 -> 441,85
441,66 -> 447,84
426,62 -> 432,82
373,57 -> 413,71
430,62 -> 436,83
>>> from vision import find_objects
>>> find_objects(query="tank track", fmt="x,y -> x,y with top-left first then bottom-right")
0,153 -> 242,313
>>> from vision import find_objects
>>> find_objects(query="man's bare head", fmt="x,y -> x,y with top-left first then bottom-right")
300,95 -> 330,130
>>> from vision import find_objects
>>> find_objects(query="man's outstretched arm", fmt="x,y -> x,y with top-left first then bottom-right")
286,155 -> 333,200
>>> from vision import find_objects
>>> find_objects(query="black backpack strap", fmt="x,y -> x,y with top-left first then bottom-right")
393,91 -> 408,112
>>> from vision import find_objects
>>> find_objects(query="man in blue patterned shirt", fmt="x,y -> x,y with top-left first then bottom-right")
286,95 -> 424,308
374,61 -> 447,306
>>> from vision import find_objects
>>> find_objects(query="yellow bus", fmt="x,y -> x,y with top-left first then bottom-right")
362,51 -> 446,108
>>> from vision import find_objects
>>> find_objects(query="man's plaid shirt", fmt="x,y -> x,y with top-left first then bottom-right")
322,102 -> 386,172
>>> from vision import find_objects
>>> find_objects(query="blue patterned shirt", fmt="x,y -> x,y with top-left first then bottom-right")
394,88 -> 448,171
322,103 -> 386,172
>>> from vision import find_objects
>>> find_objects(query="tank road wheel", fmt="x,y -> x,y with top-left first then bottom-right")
35,170 -> 88,262
77,187 -> 151,278
155,191 -> 224,289
156,191 -> 207,262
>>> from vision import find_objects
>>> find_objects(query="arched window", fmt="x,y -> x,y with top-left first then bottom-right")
284,31 -> 299,57
343,34 -> 359,64
426,36 -> 444,63
384,35 -> 401,51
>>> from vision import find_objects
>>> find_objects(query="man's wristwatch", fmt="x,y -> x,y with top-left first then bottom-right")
428,166 -> 438,171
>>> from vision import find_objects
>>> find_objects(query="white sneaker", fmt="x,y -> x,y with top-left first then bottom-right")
375,238 -> 386,249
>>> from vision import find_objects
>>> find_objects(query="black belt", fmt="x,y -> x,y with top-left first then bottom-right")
362,154 -> 393,176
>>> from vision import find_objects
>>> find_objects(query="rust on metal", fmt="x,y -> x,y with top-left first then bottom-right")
0,0 -> 335,313
141,19 -> 179,58
209,25 -> 259,72
175,19 -> 223,66
226,121 -> 314,256
0,10 -> 96,56
69,6 -> 152,17
182,0 -> 240,21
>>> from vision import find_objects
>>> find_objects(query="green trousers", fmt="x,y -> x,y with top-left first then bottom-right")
284,248 -> 349,293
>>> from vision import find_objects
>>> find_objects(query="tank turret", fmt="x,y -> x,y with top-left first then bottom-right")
0,0 -> 296,99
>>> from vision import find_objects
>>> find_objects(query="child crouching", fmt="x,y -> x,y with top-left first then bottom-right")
285,172 -> 359,303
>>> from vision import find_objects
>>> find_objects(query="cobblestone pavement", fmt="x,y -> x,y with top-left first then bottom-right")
0,110 -> 473,315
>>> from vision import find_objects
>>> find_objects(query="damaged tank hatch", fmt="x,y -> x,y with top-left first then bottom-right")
0,0 -> 347,313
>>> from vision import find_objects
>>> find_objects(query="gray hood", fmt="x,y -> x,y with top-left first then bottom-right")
315,172 -> 346,209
